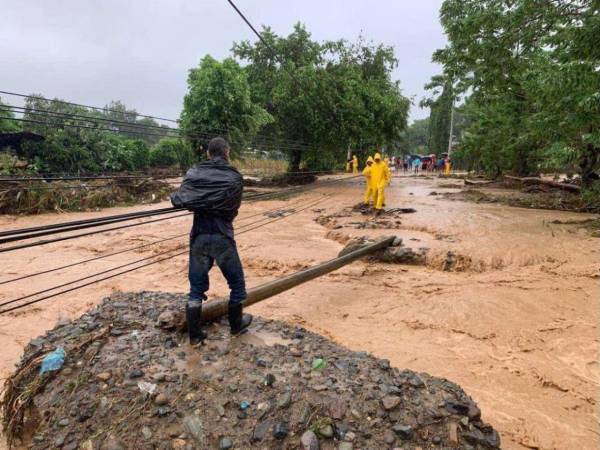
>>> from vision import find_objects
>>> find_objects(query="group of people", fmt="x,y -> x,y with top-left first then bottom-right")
360,153 -> 391,212
404,154 -> 452,175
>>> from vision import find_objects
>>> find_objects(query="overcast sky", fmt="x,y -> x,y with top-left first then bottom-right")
1,0 -> 446,124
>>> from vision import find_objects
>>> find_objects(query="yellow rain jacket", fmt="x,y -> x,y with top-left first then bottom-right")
352,155 -> 359,174
383,157 -> 392,185
362,156 -> 374,204
371,153 -> 389,209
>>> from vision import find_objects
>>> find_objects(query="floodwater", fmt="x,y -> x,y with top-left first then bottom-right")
0,174 -> 598,449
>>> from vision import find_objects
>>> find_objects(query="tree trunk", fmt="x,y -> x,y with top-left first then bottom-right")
289,149 -> 302,173
580,143 -> 599,187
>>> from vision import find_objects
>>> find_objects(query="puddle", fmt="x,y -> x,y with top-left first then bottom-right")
237,329 -> 291,347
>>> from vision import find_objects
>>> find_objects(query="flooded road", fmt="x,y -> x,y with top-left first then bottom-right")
1,174 -> 598,449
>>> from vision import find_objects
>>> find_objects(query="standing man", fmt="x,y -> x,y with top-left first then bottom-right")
362,156 -> 374,205
172,137 -> 252,345
352,155 -> 359,174
371,152 -> 389,213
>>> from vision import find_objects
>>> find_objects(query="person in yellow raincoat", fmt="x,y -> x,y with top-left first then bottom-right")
383,156 -> 392,185
371,152 -> 389,211
362,156 -> 374,204
352,155 -> 359,174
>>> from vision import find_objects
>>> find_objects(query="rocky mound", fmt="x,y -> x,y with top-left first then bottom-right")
2,292 -> 501,450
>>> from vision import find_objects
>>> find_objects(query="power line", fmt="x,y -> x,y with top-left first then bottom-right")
1,90 -> 316,148
0,193 -> 333,315
1,102 -> 316,151
0,90 -> 177,124
3,114 -> 315,153
0,192 -> 328,286
0,212 -> 191,254
0,175 -> 358,252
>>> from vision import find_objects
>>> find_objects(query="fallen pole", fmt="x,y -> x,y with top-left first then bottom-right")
202,235 -> 396,321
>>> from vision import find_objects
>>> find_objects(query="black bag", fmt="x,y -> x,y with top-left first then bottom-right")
170,158 -> 243,221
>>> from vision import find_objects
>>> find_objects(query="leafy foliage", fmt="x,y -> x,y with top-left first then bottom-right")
149,138 -> 194,169
1,95 -> 185,174
179,56 -> 273,153
430,0 -> 600,184
232,24 -> 410,170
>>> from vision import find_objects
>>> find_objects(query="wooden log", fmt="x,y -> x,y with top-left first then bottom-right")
504,175 -> 581,193
202,235 -> 396,321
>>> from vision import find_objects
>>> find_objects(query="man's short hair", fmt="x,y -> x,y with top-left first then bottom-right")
207,137 -> 230,157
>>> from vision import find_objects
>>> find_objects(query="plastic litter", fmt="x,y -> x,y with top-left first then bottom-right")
240,400 -> 251,410
39,347 -> 66,374
311,358 -> 327,371
137,381 -> 157,395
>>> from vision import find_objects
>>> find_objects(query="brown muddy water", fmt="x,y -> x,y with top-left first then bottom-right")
0,174 -> 598,449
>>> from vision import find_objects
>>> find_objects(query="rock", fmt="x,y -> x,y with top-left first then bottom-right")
182,414 -> 204,447
464,426 -> 501,448
218,437 -> 234,450
338,443 -> 353,450
96,372 -> 111,382
129,368 -> 144,379
253,420 -> 272,442
378,359 -> 391,369
384,429 -> 396,444
58,418 -> 70,427
392,424 -> 413,440
141,427 -> 153,439
432,436 -> 442,445
381,395 -> 401,410
264,373 -> 276,386
273,422 -> 288,439
156,310 -> 177,330
227,383 -> 238,392
319,424 -> 334,438
277,391 -> 292,409
154,393 -> 169,406
330,398 -> 347,419
301,430 -> 320,450
171,438 -> 186,449
344,431 -> 356,442
100,435 -> 126,450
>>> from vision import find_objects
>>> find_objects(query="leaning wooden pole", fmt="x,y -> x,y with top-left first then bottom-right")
202,235 -> 396,322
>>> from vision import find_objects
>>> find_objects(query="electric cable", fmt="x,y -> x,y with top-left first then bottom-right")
0,193 -> 334,315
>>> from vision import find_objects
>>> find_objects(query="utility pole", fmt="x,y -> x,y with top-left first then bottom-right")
447,100 -> 455,156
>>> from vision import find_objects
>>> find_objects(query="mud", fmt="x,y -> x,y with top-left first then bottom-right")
1,174 -> 599,449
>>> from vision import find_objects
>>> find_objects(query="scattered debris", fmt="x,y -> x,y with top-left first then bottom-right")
1,291 -> 500,450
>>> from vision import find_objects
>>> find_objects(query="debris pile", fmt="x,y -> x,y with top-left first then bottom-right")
340,236 -> 429,265
2,292 -> 500,450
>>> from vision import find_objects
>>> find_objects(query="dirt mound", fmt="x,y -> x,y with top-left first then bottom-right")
2,292 -> 500,450
444,188 -> 600,213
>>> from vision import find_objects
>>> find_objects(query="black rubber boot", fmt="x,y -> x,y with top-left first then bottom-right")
186,300 -> 207,345
228,302 -> 252,335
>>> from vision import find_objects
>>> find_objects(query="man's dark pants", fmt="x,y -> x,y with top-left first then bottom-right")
188,233 -> 246,305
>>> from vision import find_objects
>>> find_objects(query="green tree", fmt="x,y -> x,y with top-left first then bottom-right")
432,0 -> 599,183
179,55 -> 273,153
150,138 -> 194,169
233,24 -> 410,171
0,97 -> 21,133
403,118 -> 430,154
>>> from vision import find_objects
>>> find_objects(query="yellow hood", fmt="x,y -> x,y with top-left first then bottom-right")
366,156 -> 374,164
374,152 -> 382,161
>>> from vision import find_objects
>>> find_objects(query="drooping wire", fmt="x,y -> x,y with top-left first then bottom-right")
0,175 -> 359,252
0,191 -> 329,286
0,193 -> 335,315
